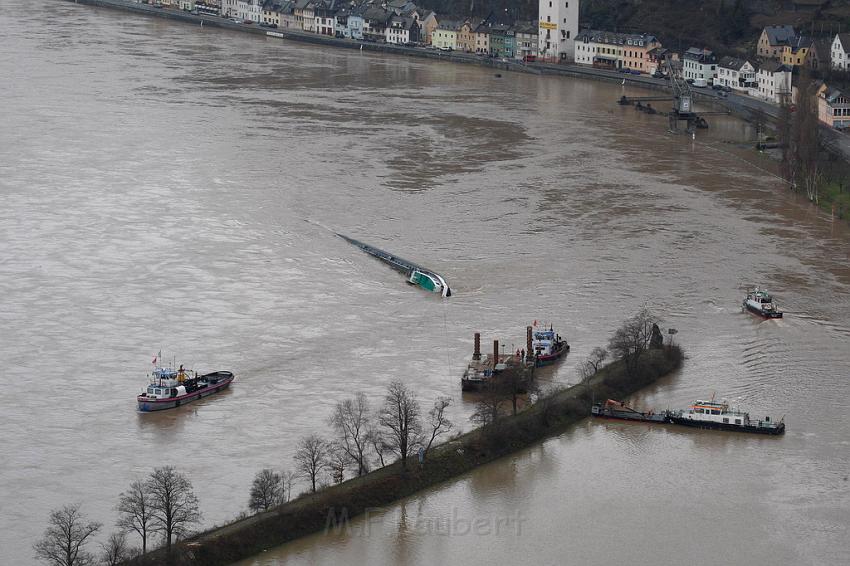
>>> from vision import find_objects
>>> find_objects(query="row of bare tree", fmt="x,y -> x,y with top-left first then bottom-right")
247,380 -> 455,513
34,466 -> 200,566
779,70 -> 822,203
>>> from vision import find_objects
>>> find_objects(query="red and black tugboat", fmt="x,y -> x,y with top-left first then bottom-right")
137,359 -> 234,412
530,324 -> 569,367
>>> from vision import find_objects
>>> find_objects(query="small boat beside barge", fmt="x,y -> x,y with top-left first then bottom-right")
667,399 -> 785,435
743,287 -> 783,318
137,365 -> 234,412
591,398 -> 785,435
337,233 -> 451,297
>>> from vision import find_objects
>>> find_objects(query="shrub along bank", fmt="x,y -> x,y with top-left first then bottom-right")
127,345 -> 683,566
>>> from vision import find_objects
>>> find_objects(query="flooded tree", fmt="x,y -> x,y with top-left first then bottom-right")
578,347 -> 608,388
469,384 -> 504,427
423,396 -> 453,454
608,307 -> 660,378
99,532 -> 130,566
248,469 -> 284,513
33,503 -> 101,566
146,466 -> 201,552
329,392 -> 371,476
378,380 -> 422,470
294,434 -> 329,493
116,479 -> 153,554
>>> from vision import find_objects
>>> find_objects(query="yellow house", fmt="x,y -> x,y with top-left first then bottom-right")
457,21 -> 475,53
262,3 -> 282,27
781,36 -> 813,67
432,20 -> 460,50
757,25 -> 796,59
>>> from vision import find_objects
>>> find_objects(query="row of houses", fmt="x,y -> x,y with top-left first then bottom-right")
166,0 -> 575,61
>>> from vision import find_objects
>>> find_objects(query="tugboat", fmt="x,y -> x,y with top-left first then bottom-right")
591,399 -> 667,423
743,287 -> 783,318
666,399 -> 785,435
137,364 -> 234,412
531,326 -> 569,366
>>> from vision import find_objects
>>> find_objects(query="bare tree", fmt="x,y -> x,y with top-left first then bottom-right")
608,307 -> 660,377
578,347 -> 608,386
794,70 -> 822,202
116,479 -> 153,554
294,434 -> 329,493
329,393 -> 371,476
248,469 -> 283,513
365,425 -> 387,468
424,396 -> 454,454
99,532 -> 130,566
147,466 -> 201,552
379,380 -> 422,470
469,384 -> 504,427
33,504 -> 101,566
326,442 -> 350,484
281,469 -> 297,502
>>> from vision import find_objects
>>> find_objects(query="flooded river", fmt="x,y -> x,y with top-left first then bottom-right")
1,1 -> 849,564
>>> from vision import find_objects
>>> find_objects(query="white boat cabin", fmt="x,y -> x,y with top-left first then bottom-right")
683,400 -> 748,426
746,287 -> 778,312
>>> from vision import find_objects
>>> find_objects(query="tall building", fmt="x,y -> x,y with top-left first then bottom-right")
538,0 -> 579,61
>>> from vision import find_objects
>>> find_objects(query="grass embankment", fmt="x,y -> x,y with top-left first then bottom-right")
128,346 -> 683,566
818,180 -> 850,220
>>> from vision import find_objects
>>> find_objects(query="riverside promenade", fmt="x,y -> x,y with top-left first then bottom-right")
64,0 -> 850,161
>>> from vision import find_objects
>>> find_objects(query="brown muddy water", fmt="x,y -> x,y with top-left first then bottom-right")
1,1 -> 849,564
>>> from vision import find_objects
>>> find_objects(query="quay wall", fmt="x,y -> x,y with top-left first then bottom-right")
65,0 -> 737,104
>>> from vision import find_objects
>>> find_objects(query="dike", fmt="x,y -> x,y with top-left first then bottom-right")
127,345 -> 684,565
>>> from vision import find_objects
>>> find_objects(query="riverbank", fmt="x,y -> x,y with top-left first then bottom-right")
125,346 -> 683,566
65,1 -> 717,97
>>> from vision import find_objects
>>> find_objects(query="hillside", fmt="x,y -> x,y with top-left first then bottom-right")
417,0 -> 850,56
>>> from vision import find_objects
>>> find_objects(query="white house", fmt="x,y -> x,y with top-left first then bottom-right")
538,0 -> 579,62
716,56 -> 755,91
753,61 -> 793,104
221,0 -> 237,17
237,0 -> 262,22
682,47 -> 717,81
385,15 -> 419,44
831,33 -> 850,70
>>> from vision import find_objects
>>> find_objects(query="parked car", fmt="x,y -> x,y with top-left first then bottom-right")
711,83 -> 723,90
439,46 -> 452,52
630,69 -> 641,75
243,19 -> 254,24
652,71 -> 665,79
723,85 -> 732,92
686,78 -> 695,84
692,78 -> 708,88
523,54 -> 537,63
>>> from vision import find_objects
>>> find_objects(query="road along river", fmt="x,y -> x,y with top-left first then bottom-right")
1,1 -> 849,564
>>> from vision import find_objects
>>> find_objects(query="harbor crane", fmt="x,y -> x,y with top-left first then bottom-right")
617,60 -> 725,133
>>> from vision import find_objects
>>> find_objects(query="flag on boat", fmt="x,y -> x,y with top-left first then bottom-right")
152,356 -> 157,365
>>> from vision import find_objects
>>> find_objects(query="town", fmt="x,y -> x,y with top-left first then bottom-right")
138,0 -> 850,128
